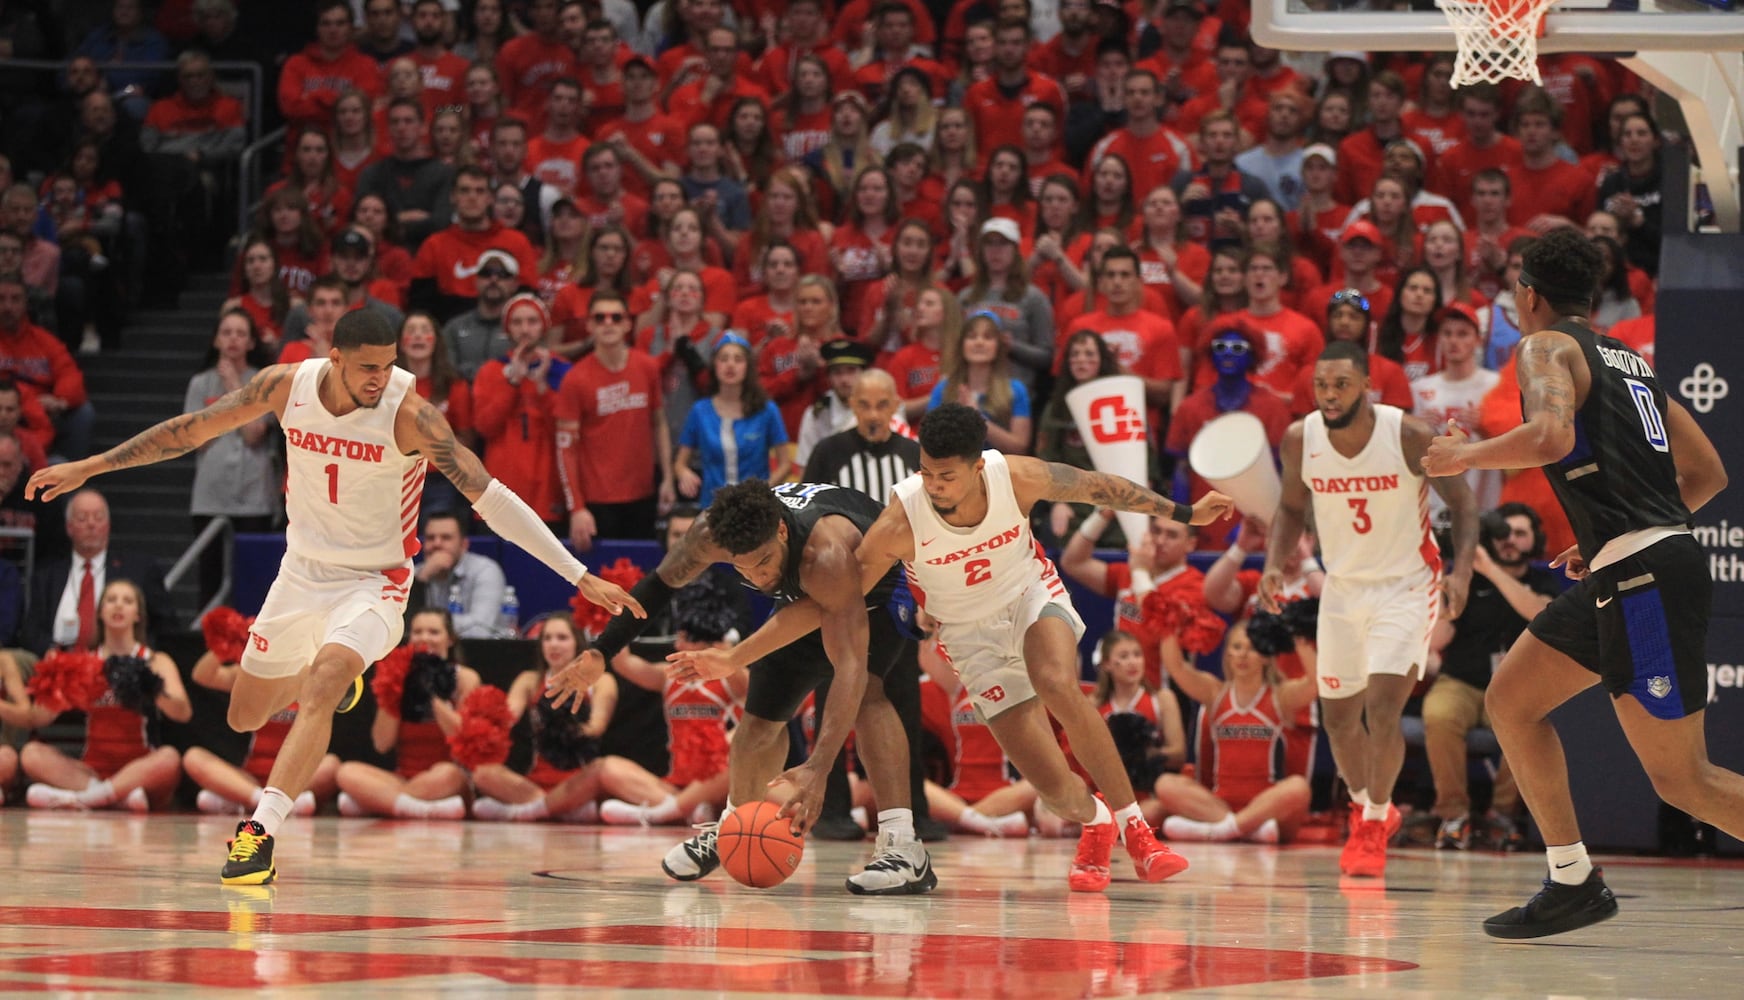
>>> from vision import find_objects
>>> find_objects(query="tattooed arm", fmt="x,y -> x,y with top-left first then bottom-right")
1008,455 -> 1234,526
27,364 -> 294,501
1424,331 -> 1585,476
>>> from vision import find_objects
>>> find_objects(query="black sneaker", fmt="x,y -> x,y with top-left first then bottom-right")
221,821 -> 277,885
336,675 -> 365,714
1483,869 -> 1618,939
914,816 -> 952,843
811,813 -> 868,841
661,822 -> 720,881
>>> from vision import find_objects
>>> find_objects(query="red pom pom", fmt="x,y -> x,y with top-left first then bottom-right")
448,685 -> 514,770
1179,602 -> 1229,656
201,606 -> 252,665
370,645 -> 414,720
26,650 -> 107,714
1139,591 -> 1229,656
570,557 -> 646,637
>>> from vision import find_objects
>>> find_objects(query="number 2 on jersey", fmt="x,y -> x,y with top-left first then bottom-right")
1347,497 -> 1372,534
964,558 -> 992,586
324,463 -> 339,504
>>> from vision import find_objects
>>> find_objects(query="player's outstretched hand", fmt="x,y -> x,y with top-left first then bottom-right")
27,458 -> 94,502
576,572 -> 646,619
665,646 -> 738,683
1257,567 -> 1286,613
1422,420 -> 1470,477
769,761 -> 825,836
1188,491 -> 1236,526
1549,543 -> 1589,581
546,649 -> 606,713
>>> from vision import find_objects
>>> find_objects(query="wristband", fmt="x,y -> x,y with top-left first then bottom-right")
1076,510 -> 1111,541
1221,546 -> 1247,564
593,571 -> 678,660
1129,568 -> 1155,597
1170,502 -> 1194,524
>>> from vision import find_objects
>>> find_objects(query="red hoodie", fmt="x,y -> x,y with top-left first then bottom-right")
278,44 -> 384,132
0,320 -> 87,409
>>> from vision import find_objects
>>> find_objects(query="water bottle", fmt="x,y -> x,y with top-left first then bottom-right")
498,586 -> 520,637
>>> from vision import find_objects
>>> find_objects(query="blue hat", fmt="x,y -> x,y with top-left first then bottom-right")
713,331 -> 753,357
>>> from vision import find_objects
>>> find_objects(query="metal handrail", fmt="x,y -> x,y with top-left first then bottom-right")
163,515 -> 232,624
237,125 -> 288,237
0,58 -> 263,147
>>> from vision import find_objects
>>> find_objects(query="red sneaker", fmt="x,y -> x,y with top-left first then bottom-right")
1069,820 -> 1117,893
1341,819 -> 1389,878
1384,803 -> 1403,840
1123,816 -> 1190,882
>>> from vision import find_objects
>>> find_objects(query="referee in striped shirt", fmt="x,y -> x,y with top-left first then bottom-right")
801,364 -> 943,841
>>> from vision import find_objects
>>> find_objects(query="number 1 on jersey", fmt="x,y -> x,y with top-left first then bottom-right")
324,463 -> 339,504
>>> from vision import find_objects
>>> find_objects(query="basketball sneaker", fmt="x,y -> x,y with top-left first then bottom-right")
661,822 -> 720,881
1123,816 -> 1190,882
1437,814 -> 1471,850
221,820 -> 276,885
1068,819 -> 1118,892
846,831 -> 936,895
336,675 -> 365,714
1341,819 -> 1389,878
1483,869 -> 1618,939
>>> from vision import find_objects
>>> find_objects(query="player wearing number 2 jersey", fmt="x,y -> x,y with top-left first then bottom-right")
1262,340 -> 1478,880
695,404 -> 1236,893
25,309 -> 643,886
1424,229 -> 1733,940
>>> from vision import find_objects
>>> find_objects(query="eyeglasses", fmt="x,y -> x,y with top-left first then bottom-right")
1211,340 -> 1251,356
1329,288 -> 1370,312
478,269 -> 513,280
590,311 -> 627,323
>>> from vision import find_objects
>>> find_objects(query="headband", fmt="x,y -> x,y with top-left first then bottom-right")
1518,269 -> 1592,308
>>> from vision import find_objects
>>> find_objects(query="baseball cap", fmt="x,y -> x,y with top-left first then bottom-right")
1164,0 -> 1204,16
1339,220 -> 1384,247
980,217 -> 1021,244
623,54 -> 656,75
822,340 -> 875,369
1301,142 -> 1337,167
550,196 -> 582,217
1436,301 -> 1481,330
331,229 -> 372,256
1328,51 -> 1369,64
475,249 -> 520,277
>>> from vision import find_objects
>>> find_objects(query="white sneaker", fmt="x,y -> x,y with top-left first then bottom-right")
337,791 -> 366,817
78,327 -> 101,356
424,795 -> 466,820
196,789 -> 243,815
1246,818 -> 1281,844
26,783 -> 78,810
1162,815 -> 1240,842
991,811 -> 1032,838
557,801 -> 600,823
123,788 -> 149,813
661,822 -> 720,881
846,831 -> 938,896
599,799 -> 648,826
293,791 -> 317,816
471,796 -> 511,821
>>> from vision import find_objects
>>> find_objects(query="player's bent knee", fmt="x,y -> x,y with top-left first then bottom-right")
303,658 -> 362,707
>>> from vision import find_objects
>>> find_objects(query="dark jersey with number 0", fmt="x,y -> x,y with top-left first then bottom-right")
1536,319 -> 1690,557
768,482 -> 901,607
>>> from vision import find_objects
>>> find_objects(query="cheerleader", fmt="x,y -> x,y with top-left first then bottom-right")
1091,630 -> 1187,827
921,638 -> 1036,838
1155,622 -> 1315,843
0,652 -> 30,802
21,580 -> 190,811
334,609 -> 480,819
183,645 -> 339,818
471,614 -> 617,823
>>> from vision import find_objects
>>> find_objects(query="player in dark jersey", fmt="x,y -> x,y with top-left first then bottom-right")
547,478 -> 936,895
1424,227 -> 1734,939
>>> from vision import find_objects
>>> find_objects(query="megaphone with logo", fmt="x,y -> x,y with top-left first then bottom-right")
1066,375 -> 1151,546
1187,411 -> 1281,523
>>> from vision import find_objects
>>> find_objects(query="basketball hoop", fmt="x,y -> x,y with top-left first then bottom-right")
1438,0 -> 1557,85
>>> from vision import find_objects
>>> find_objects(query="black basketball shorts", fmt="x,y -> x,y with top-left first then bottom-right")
1527,533 -> 1710,720
743,606 -> 911,723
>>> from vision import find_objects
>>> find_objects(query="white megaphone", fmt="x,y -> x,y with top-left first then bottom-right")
1065,375 -> 1151,546
1187,411 -> 1281,523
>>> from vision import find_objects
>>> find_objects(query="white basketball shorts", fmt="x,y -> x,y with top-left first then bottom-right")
935,574 -> 1086,719
240,552 -> 411,679
1315,567 -> 1441,698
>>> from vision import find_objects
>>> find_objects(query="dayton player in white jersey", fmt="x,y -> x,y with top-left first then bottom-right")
27,309 -> 643,885
684,404 -> 1234,892
1260,340 -> 1478,879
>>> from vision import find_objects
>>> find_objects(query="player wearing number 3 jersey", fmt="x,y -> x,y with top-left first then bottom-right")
1262,340 -> 1479,880
24,310 -> 644,886
701,404 -> 1236,892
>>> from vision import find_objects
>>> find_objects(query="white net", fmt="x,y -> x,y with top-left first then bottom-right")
1437,0 -> 1558,85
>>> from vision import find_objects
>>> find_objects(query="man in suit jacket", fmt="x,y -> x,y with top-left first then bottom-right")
21,488 -> 168,655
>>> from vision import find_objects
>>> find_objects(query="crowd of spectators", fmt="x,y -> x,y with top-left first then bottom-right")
0,0 -> 1682,848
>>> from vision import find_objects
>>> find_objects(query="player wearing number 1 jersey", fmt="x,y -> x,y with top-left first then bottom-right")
1262,340 -> 1478,880
25,310 -> 643,885
1425,229 -> 1735,940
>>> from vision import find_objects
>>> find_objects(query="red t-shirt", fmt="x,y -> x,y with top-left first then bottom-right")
1506,158 -> 1596,227
554,350 -> 664,507
525,133 -> 591,194
1402,107 -> 1466,158
886,342 -> 943,402
1165,384 -> 1292,548
414,374 -> 473,436
628,266 -> 737,318
1288,351 -> 1413,418
829,224 -> 894,336
728,296 -> 794,348
472,359 -> 562,519
494,34 -> 578,117
1335,126 -> 1437,206
1059,308 -> 1183,383
412,51 -> 472,113
595,113 -> 689,199
1234,306 -> 1324,402
667,76 -> 772,133
573,191 -> 649,236
1085,126 -> 1196,204
411,223 -> 541,301
964,73 -> 1066,166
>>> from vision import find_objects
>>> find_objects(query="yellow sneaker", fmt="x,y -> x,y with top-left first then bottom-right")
336,674 -> 364,714
220,820 -> 277,885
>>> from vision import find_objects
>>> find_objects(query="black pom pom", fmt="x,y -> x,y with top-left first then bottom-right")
673,574 -> 741,644
401,652 -> 458,723
1280,597 -> 1321,640
1245,611 -> 1295,656
532,696 -> 601,771
1105,711 -> 1161,792
103,655 -> 163,716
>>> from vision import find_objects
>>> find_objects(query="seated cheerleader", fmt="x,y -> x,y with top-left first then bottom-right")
471,614 -> 619,823
1155,622 -> 1315,843
183,633 -> 339,817
1092,629 -> 1188,828
21,579 -> 192,811
921,637 -> 1038,838
596,578 -> 747,826
334,609 -> 481,819
0,652 -> 31,803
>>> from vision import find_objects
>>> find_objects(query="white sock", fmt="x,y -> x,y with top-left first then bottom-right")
393,793 -> 430,818
394,793 -> 466,820
1114,802 -> 1145,829
196,789 -> 238,815
1362,801 -> 1391,823
719,800 -> 735,822
991,811 -> 1031,837
957,807 -> 997,834
123,787 -> 149,813
508,798 -> 550,821
1349,787 -> 1370,809
643,794 -> 681,824
251,786 -> 295,835
26,783 -> 78,809
293,791 -> 317,816
1210,813 -> 1240,839
558,801 -> 599,823
1246,818 -> 1281,844
472,796 -> 511,821
1162,814 -> 1239,842
1546,842 -> 1593,885
849,806 -> 868,827
75,779 -> 116,808
877,807 -> 915,842
337,791 -> 366,817
1089,796 -> 1114,827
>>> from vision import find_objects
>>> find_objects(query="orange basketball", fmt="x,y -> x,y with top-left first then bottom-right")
718,802 -> 804,888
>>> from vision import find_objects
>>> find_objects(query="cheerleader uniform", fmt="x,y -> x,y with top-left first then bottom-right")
525,679 -> 582,790
949,685 -> 1013,803
82,644 -> 153,779
664,677 -> 734,787
243,704 -> 298,785
1194,685 -> 1288,812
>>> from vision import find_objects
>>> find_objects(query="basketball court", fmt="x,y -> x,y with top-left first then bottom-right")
0,810 -> 1740,996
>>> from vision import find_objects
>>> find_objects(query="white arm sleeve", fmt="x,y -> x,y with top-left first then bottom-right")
472,479 -> 589,585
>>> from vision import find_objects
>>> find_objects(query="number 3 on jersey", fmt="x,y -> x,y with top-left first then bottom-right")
964,558 -> 992,586
1347,497 -> 1372,534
